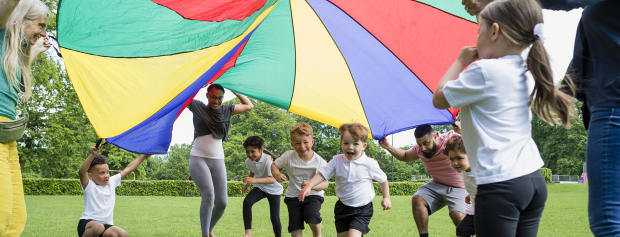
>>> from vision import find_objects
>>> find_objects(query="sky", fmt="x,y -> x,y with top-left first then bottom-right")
166,9 -> 585,150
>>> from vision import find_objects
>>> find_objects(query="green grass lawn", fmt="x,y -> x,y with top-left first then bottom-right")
22,183 -> 590,236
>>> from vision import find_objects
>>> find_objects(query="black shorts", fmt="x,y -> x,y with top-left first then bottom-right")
334,200 -> 373,234
77,219 -> 113,237
284,195 -> 324,232
475,170 -> 547,237
456,214 -> 475,236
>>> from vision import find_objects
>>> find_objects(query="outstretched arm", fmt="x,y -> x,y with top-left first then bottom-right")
298,173 -> 326,201
120,154 -> 151,180
243,175 -> 277,185
379,181 -> 391,210
0,0 -> 20,29
271,163 -> 287,183
79,145 -> 104,189
379,137 -> 419,162
302,180 -> 329,191
232,92 -> 254,114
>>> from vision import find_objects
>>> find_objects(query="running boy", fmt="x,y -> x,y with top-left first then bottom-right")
77,145 -> 150,237
444,136 -> 476,237
241,135 -> 283,237
271,123 -> 329,237
300,123 -> 391,237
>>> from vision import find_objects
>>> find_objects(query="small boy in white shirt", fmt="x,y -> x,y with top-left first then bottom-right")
77,144 -> 150,237
270,123 -> 329,236
444,136 -> 476,237
300,123 -> 391,237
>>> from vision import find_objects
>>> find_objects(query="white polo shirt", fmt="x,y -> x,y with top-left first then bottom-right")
245,153 -> 283,195
80,174 -> 122,225
462,171 -> 477,215
274,150 -> 328,198
443,55 -> 544,185
319,153 -> 387,207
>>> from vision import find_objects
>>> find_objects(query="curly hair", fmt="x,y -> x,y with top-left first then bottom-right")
88,154 -> 108,172
443,136 -> 466,156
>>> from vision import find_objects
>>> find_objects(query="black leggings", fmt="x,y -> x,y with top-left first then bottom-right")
475,170 -> 547,237
243,187 -> 281,237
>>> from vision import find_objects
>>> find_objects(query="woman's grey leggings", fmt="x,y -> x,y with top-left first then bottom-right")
189,156 -> 228,236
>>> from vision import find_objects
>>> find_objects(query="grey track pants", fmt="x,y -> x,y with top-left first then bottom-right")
189,156 -> 228,236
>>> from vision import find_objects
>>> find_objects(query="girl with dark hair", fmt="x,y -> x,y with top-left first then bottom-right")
186,84 -> 253,237
241,135 -> 282,237
433,0 -> 574,235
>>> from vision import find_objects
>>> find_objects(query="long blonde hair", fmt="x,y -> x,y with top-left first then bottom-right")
1,0 -> 49,101
480,0 -> 575,128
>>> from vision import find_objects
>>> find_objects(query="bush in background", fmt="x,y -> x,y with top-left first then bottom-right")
23,179 -> 428,197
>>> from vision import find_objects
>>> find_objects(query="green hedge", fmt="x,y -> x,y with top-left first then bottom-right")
540,168 -> 552,183
23,179 -> 428,197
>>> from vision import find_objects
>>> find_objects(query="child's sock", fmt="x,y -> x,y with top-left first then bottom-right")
420,234 -> 429,237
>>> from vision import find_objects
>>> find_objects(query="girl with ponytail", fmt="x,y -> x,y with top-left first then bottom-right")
240,135 -> 283,237
432,0 -> 573,235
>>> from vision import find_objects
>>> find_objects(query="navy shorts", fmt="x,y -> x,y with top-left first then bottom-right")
284,195 -> 324,232
77,219 -> 113,237
334,200 -> 373,234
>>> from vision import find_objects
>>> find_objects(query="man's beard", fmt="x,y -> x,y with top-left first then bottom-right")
422,143 -> 438,158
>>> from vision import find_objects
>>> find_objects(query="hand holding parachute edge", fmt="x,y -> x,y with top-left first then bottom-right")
95,138 -> 109,150
378,135 -> 391,150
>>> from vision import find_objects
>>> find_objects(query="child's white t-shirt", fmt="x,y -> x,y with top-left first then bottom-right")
80,174 -> 122,225
274,150 -> 328,198
461,171 -> 477,215
319,153 -> 387,207
442,55 -> 544,185
245,153 -> 284,195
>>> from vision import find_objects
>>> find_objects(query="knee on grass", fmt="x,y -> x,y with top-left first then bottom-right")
102,227 -> 128,237
84,222 -> 105,236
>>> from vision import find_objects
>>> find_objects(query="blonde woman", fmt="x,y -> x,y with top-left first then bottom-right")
0,0 -> 50,236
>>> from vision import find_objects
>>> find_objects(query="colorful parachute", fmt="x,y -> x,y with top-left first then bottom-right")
57,0 -> 477,154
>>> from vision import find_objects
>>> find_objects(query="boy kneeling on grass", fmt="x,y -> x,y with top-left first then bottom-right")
300,123 -> 391,237
77,144 -> 150,237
